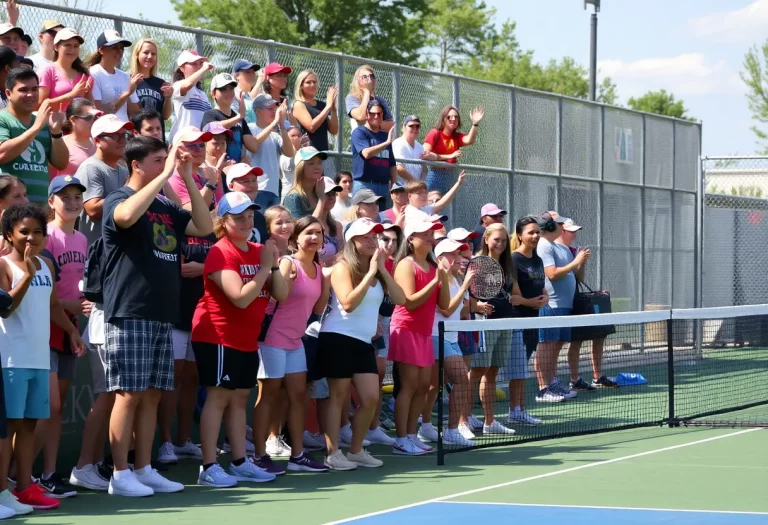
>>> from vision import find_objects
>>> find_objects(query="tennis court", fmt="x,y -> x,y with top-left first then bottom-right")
14,422 -> 765,525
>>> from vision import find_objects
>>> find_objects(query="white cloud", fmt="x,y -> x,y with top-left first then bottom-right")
597,53 -> 743,99
689,0 -> 768,43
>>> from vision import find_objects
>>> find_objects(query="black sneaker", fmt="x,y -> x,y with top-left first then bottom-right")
569,377 -> 597,391
592,376 -> 620,388
95,461 -> 113,482
38,473 -> 77,499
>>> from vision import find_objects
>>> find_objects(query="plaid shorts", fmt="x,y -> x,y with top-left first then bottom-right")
105,318 -> 174,392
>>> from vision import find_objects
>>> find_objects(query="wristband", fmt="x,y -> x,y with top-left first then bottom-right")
271,267 -> 280,272
50,132 -> 63,139
204,182 -> 217,191
472,123 -> 479,127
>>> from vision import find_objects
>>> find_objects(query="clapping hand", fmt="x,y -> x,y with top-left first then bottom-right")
48,104 -> 66,134
160,82 -> 174,99
259,239 -> 278,271
128,73 -> 144,93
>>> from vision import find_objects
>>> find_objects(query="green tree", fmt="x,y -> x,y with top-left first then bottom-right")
172,0 -> 428,65
421,0 -> 496,72
451,21 -> 618,103
627,89 -> 692,120
741,41 -> 768,153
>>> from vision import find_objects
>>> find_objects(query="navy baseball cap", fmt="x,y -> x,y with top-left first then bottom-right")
390,181 -> 405,193
48,175 -> 86,198
403,115 -> 420,124
232,59 -> 260,74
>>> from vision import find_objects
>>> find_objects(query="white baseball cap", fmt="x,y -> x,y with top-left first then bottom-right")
224,163 -> 264,186
176,49 -> 207,67
91,114 -> 133,139
216,191 -> 259,217
344,218 -> 384,242
173,126 -> 213,145
322,176 -> 342,194
563,219 -> 582,232
210,73 -> 237,90
447,227 -> 479,242
404,218 -> 442,239
53,27 -> 84,45
434,238 -> 468,257
0,23 -> 23,38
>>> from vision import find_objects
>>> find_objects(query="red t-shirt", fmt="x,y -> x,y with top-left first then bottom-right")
191,236 -> 270,352
424,128 -> 466,164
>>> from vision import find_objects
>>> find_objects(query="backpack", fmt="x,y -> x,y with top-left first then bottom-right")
82,237 -> 105,304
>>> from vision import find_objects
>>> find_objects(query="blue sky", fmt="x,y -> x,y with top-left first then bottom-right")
99,0 -> 767,156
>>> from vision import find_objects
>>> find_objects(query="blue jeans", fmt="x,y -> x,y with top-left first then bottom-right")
255,191 -> 280,210
353,180 -> 390,211
426,167 -> 453,195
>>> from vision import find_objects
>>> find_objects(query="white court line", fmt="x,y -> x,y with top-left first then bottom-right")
439,501 -> 768,516
320,428 -> 762,525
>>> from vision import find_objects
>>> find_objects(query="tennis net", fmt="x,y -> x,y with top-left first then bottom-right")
435,305 -> 768,464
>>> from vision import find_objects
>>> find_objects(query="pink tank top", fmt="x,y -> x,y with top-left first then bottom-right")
263,257 -> 322,350
390,259 -> 438,336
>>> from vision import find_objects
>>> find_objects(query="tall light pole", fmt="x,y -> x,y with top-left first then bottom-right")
585,0 -> 600,101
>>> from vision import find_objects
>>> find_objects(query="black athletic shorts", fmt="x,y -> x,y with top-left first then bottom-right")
193,342 -> 259,390
317,332 -> 378,379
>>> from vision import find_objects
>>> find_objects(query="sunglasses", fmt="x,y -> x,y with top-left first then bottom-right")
407,124 -> 421,129
446,115 -> 459,120
368,112 -> 383,118
100,131 -> 132,141
73,114 -> 95,122
360,73 -> 375,81
182,142 -> 206,151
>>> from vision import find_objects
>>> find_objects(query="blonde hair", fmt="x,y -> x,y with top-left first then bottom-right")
349,64 -> 374,100
264,205 -> 291,235
130,38 -> 159,77
481,223 -> 515,283
286,160 -> 309,199
213,215 -> 227,239
293,70 -> 317,103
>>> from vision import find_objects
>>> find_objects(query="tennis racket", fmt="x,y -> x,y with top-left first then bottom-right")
465,255 -> 504,300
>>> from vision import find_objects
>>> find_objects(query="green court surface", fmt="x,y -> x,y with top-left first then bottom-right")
18,425 -> 766,525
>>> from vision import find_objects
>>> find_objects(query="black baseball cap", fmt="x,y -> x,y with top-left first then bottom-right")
0,45 -> 16,69
96,30 -> 131,49
403,115 -> 420,124
21,34 -> 32,46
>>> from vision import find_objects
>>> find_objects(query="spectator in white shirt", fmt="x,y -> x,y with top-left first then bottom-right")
84,31 -> 141,122
391,115 -> 435,184
29,20 -> 63,74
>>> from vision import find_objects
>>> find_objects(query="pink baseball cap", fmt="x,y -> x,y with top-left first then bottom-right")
224,163 -> 264,186
202,121 -> 234,139
480,203 -> 507,217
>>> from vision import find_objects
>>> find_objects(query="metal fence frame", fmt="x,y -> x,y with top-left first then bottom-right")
9,0 -> 702,312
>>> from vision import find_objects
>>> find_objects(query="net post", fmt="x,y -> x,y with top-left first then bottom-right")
667,318 -> 677,427
437,321 -> 445,466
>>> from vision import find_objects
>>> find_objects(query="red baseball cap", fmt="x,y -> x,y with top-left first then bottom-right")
264,62 -> 292,76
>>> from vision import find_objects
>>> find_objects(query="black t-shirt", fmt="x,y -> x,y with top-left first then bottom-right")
177,233 -> 216,331
200,108 -> 252,163
247,210 -> 269,244
512,251 -> 546,318
135,76 -> 167,143
296,100 -> 330,152
102,189 -> 192,324
487,279 -> 515,320
471,223 -> 485,253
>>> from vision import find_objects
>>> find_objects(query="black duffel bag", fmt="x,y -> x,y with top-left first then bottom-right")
571,282 -> 616,341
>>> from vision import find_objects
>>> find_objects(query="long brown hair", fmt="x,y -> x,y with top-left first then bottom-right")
434,105 -> 462,133
289,215 -> 322,264
481,223 -> 515,284
340,233 -> 386,291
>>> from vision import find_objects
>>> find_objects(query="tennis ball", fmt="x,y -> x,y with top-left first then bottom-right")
496,388 -> 506,401
382,385 -> 394,395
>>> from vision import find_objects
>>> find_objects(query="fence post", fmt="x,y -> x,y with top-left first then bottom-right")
598,106 -> 605,291
670,120 -> 676,309
195,31 -> 204,58
335,56 -> 345,163
508,88 -> 516,220
266,43 -> 276,64
667,318 -> 676,427
393,69 -> 401,131
437,322 -> 445,466
113,17 -> 123,36
452,77 -> 460,108
555,97 -> 563,211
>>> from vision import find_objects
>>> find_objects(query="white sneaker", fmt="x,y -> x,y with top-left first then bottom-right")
173,439 -> 203,460
157,442 -> 178,464
483,420 -> 515,435
507,409 -> 542,425
536,387 -> 565,403
0,489 -> 33,515
393,438 -> 427,456
458,423 -> 476,440
442,428 -> 475,447
303,431 -> 326,451
324,450 -> 357,471
468,414 -> 484,431
417,423 -> 439,443
346,450 -> 383,468
69,464 -> 109,491
0,504 -> 13,520
133,466 -> 184,493
365,426 -> 395,445
338,424 -> 353,445
108,470 -> 154,497
198,464 -> 237,488
266,436 -> 292,458
410,435 -> 433,453
229,457 -> 277,483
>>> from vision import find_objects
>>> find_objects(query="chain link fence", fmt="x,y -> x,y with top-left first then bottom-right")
703,157 -> 768,307
10,0 -> 702,313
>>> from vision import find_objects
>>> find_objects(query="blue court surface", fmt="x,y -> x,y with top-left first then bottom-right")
344,502 -> 768,524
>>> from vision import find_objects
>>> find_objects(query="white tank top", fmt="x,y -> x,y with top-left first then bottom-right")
0,256 -> 53,369
321,277 -> 384,343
